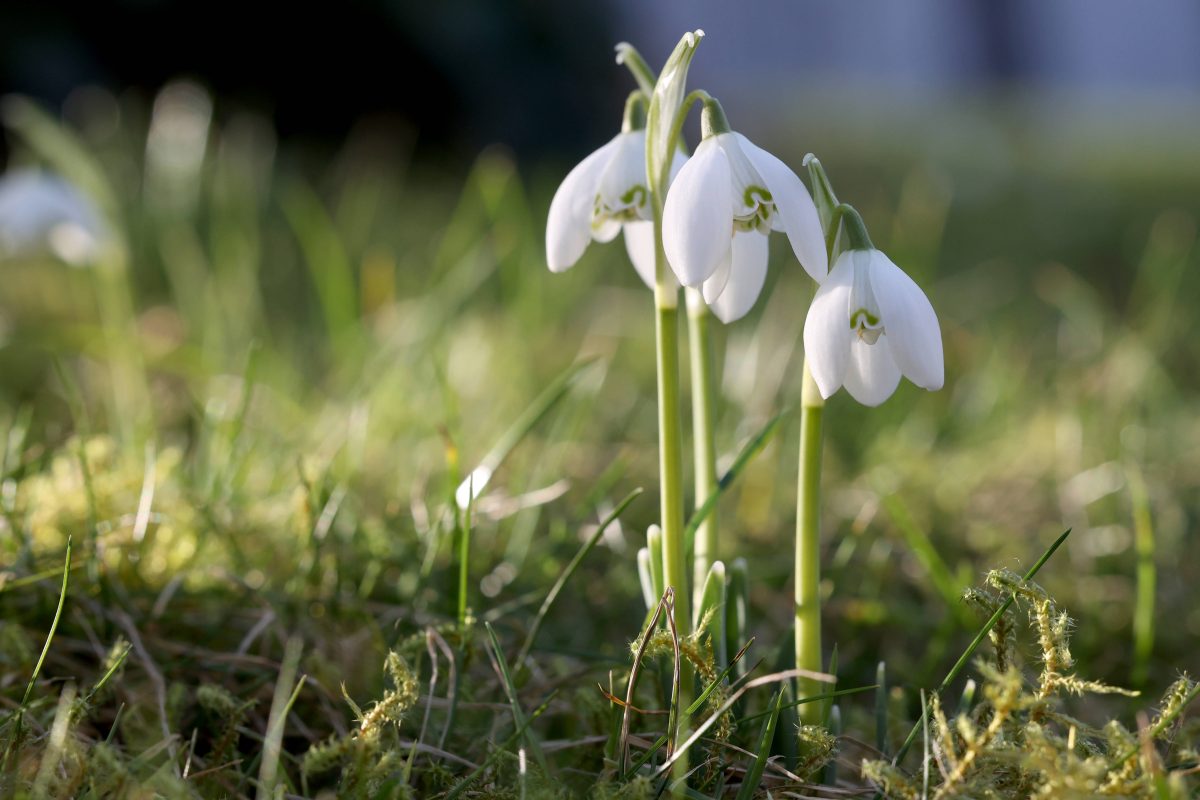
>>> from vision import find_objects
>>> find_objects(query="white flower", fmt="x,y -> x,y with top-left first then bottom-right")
0,169 -> 109,266
803,248 -> 943,406
662,131 -> 826,321
546,130 -> 685,289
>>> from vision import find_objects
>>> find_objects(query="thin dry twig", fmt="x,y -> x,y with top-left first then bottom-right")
654,666 -> 834,777
620,587 -> 670,773
113,609 -> 178,774
428,626 -> 457,750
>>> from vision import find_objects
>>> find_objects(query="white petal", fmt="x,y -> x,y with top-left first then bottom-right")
668,148 -> 689,183
592,217 -> 622,243
545,136 -> 619,272
736,134 -> 827,282
709,231 -> 769,323
637,148 -> 690,223
597,130 -> 649,221
869,250 -> 944,390
802,251 -> 855,398
701,247 -> 732,304
842,341 -> 902,406
663,137 -> 732,286
623,220 -> 670,291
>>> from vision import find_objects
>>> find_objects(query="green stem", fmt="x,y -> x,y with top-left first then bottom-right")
653,255 -> 691,642
457,493 -> 472,626
795,361 -> 825,726
1128,465 -> 1155,687
686,291 -> 719,619
652,187 -> 692,792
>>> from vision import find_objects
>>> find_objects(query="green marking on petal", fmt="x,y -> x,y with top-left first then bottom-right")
743,185 -> 772,208
849,308 -> 880,329
620,184 -> 648,207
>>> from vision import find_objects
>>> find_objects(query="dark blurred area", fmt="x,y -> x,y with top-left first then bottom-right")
6,0 -> 1200,178
0,0 -> 623,165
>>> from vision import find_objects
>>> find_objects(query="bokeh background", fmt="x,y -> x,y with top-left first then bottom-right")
2,0 -> 1198,748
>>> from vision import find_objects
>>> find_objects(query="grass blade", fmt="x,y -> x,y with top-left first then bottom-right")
5,540 -> 72,772
823,642 -> 839,726
684,410 -> 786,552
884,495 -> 970,626
256,636 -> 305,800
876,661 -> 888,755
656,667 -> 833,778
737,684 -> 876,726
486,623 -> 548,774
516,487 -> 643,667
624,733 -> 669,776
20,538 -> 72,710
735,688 -> 784,800
893,528 -> 1072,763
687,638 -> 755,716
281,181 -> 357,343
445,691 -> 557,800
31,683 -> 76,799
1109,680 -> 1200,767
920,689 -> 930,800
456,357 -> 599,509
457,479 -> 473,626
1128,465 -> 1155,686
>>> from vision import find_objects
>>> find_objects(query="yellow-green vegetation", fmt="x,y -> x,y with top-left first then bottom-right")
0,80 -> 1198,798
864,570 -> 1198,799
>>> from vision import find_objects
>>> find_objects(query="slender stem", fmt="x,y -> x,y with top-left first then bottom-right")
795,361 -> 825,726
652,185 -> 692,794
686,290 -> 719,618
653,252 -> 691,642
457,488 -> 472,626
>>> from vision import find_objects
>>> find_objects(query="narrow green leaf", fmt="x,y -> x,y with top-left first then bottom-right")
280,181 -> 358,343
1128,464 -> 1156,687
456,357 -> 599,509
256,636 -> 305,800
685,410 -> 786,552
875,661 -> 888,755
445,691 -> 557,800
894,528 -> 1072,763
735,689 -> 784,800
486,623 -> 548,774
884,494 -> 970,625
516,488 -> 643,667
645,30 -> 705,196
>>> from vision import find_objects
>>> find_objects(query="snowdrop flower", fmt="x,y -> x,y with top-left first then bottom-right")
545,125 -> 686,290
0,169 -> 109,266
662,101 -> 826,322
803,246 -> 943,406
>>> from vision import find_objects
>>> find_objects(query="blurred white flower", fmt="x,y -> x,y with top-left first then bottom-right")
663,131 -> 826,321
0,169 -> 109,266
803,248 -> 943,406
546,129 -> 685,289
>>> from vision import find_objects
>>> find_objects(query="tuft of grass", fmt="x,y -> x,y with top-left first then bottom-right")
1,82 -> 1198,799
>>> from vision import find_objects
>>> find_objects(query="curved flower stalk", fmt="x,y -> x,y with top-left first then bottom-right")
792,157 -> 944,728
545,103 -> 686,288
803,219 -> 943,406
662,100 -> 826,322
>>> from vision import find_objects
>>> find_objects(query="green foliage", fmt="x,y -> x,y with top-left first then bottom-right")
0,74 -> 1198,799
863,572 -> 1199,799
300,650 -> 418,795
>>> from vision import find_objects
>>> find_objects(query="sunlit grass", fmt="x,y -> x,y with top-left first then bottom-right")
0,82 -> 1197,796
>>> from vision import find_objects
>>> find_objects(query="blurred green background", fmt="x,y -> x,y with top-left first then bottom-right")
1,0 -> 1198,759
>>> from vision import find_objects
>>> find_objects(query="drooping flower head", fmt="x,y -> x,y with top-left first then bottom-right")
545,95 -> 686,289
803,208 -> 943,406
662,99 -> 826,322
